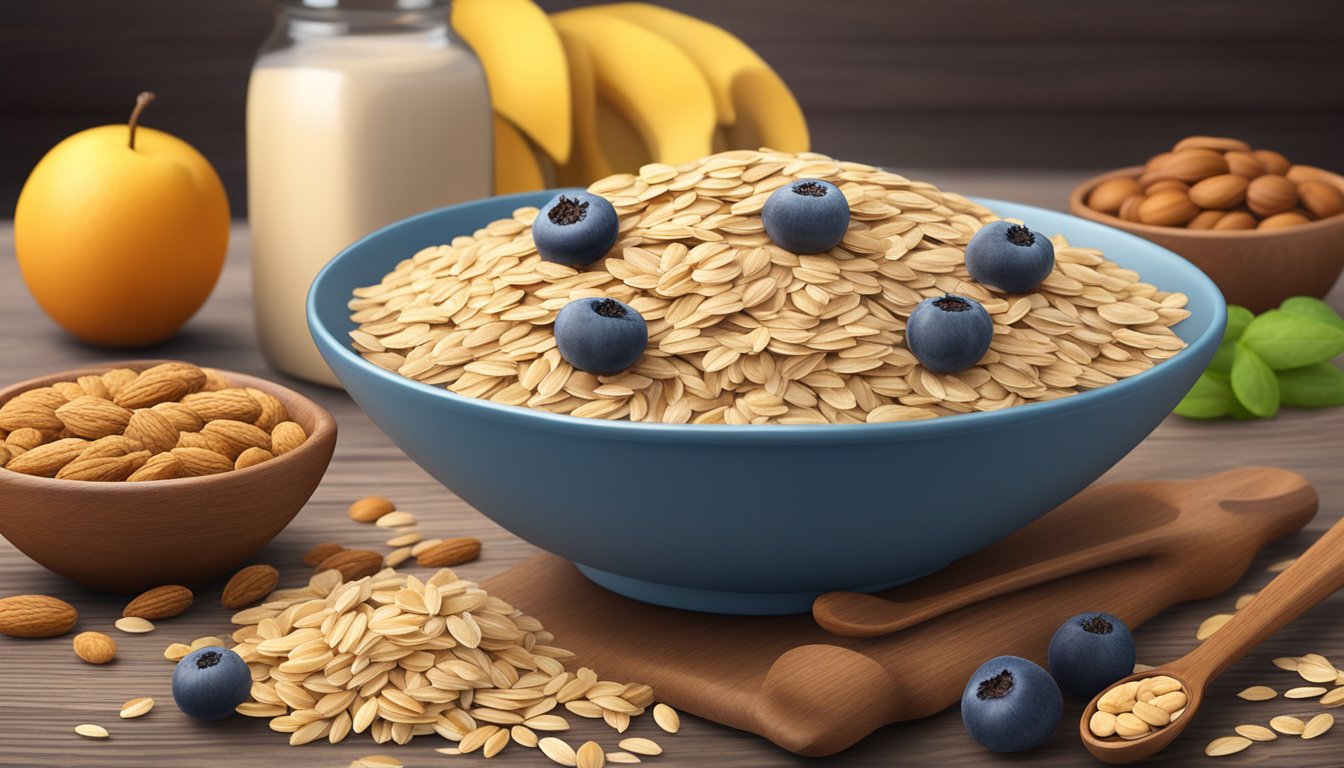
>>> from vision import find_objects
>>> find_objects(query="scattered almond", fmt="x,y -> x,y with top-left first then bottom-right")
72,631 -> 117,664
302,542 -> 346,567
119,697 -> 155,719
123,585 -> 193,620
1237,686 -> 1277,701
576,740 -> 605,768
114,617 -> 155,634
74,723 -> 109,739
349,496 -> 396,523
315,549 -> 384,581
1234,724 -> 1276,741
221,564 -> 280,609
653,703 -> 680,733
0,594 -> 79,637
374,511 -> 417,529
1270,715 -> 1306,735
1205,735 -> 1251,756
617,737 -> 662,756
416,537 -> 482,567
1302,713 -> 1334,739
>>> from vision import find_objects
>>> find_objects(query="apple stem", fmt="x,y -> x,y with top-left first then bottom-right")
128,91 -> 156,151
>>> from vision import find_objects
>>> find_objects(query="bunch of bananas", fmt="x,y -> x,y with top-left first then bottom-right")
452,0 -> 809,193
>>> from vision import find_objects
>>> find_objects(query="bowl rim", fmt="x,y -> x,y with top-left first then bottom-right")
0,360 -> 337,491
309,192 -> 1227,443
1069,164 -> 1344,239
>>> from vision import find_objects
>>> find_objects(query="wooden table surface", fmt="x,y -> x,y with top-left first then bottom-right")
1,172 -> 1341,766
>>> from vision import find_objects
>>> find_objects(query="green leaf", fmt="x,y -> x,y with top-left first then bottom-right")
1280,296 -> 1344,332
1174,373 -> 1235,419
1277,362 -> 1344,408
1231,344 -> 1280,418
1208,340 -> 1236,375
1239,310 -> 1344,369
1225,305 -> 1255,343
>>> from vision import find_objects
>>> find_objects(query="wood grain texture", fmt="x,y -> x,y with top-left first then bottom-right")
0,171 -> 1342,765
482,468 -> 1318,756
2,1 -> 1342,213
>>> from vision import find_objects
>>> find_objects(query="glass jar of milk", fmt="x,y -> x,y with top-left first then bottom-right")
248,0 -> 491,386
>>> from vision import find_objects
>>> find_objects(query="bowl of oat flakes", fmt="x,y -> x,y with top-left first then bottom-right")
308,150 -> 1225,615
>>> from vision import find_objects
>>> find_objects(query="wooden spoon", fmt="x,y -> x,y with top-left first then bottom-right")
814,467 -> 1316,637
1080,514 -> 1344,764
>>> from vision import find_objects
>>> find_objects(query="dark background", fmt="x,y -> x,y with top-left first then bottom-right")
3,0 -> 1342,215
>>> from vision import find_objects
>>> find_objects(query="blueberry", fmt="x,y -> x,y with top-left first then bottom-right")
554,297 -> 648,376
1048,612 -> 1137,699
906,294 -> 993,373
172,646 -> 251,721
961,655 -> 1062,753
533,192 -> 619,266
761,179 -> 850,253
965,220 -> 1055,294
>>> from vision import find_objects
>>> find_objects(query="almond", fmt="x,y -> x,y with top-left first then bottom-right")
349,496 -> 397,523
0,445 -> 10,469
246,388 -> 290,432
1144,179 -> 1189,196
221,564 -> 280,609
52,381 -> 85,400
181,388 -> 263,423
1187,210 -> 1227,230
75,435 -> 146,462
151,401 -> 205,433
202,419 -> 272,456
72,631 -> 117,664
0,594 -> 79,637
1143,148 -> 1228,184
0,397 -> 64,432
200,368 -> 233,392
127,452 -> 186,482
54,396 -> 133,439
5,427 -> 46,451
271,421 -> 308,456
1086,177 -> 1143,214
1252,148 -> 1291,175
316,549 -> 385,581
113,362 -> 208,409
175,429 -> 235,458
76,375 -> 111,400
1258,211 -> 1311,230
170,447 -> 234,476
12,387 -> 70,410
1188,174 -> 1248,210
1213,211 -> 1258,231
1247,174 -> 1298,217
1297,181 -> 1344,220
416,537 -> 482,568
123,585 -> 193,620
56,451 -> 150,482
124,408 -> 180,454
303,542 -> 346,567
1118,195 -> 1144,222
100,368 -> 138,399
1224,150 -> 1264,179
234,446 -> 274,470
1138,190 -> 1200,227
1173,135 -> 1251,153
3,437 -> 89,477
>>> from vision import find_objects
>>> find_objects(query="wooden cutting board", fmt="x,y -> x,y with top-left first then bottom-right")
482,467 -> 1317,757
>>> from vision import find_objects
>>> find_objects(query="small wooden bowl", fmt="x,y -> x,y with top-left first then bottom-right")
1069,165 -> 1344,312
0,361 -> 336,593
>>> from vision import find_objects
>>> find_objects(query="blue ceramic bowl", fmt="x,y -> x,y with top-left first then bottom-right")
309,191 -> 1225,615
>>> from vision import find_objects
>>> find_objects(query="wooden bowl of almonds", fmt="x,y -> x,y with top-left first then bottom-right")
0,360 -> 336,592
1070,136 -> 1344,312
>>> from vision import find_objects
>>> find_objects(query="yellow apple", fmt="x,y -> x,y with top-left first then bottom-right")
15,92 -> 230,347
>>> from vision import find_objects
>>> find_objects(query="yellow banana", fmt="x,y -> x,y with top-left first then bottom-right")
493,115 -> 554,194
594,2 -> 809,153
550,9 -> 716,167
554,27 -> 613,187
452,0 -> 571,165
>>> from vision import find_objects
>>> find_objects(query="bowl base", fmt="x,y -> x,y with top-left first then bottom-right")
574,562 -> 948,616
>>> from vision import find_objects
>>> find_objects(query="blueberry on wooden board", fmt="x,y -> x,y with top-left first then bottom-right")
172,646 -> 251,721
1049,612 -> 1137,699
961,655 -> 1063,752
